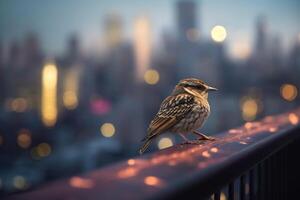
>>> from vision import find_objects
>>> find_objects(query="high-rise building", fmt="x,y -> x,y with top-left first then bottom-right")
104,13 -> 123,49
254,16 -> 268,58
177,0 -> 198,43
133,16 -> 152,82
66,34 -> 80,61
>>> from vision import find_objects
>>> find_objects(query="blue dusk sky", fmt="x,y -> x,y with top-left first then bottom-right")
0,0 -> 299,57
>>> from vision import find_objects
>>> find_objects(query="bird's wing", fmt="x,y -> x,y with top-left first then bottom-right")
143,94 -> 194,141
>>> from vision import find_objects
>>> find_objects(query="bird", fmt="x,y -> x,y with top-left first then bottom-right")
139,78 -> 217,154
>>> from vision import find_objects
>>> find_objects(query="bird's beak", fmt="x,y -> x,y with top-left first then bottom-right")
207,86 -> 218,91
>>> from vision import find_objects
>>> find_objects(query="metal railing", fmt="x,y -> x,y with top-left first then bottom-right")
5,109 -> 300,200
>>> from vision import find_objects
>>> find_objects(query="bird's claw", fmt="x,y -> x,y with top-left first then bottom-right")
198,136 -> 216,141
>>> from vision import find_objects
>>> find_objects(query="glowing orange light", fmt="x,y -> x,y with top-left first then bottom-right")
63,68 -> 80,110
41,62 -> 58,127
220,192 -> 227,200
280,84 -> 298,101
241,98 -> 259,121
210,147 -> 219,153
69,176 -> 94,189
127,159 -> 136,166
144,176 -> 162,186
134,16 -> 151,81
144,69 -> 160,85
100,123 -> 115,137
202,151 -> 211,158
17,129 -> 31,149
268,127 -> 277,133
117,167 -> 137,179
244,122 -> 253,129
289,113 -> 299,125
36,143 -> 52,157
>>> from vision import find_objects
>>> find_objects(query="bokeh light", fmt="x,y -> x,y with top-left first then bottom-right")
211,25 -> 227,42
31,143 -> 52,159
13,176 -> 27,190
241,97 -> 259,121
289,113 -> 299,125
157,137 -> 173,149
41,62 -> 58,127
280,84 -> 298,101
100,123 -> 115,137
144,69 -> 160,85
144,176 -> 162,186
17,129 -> 32,149
63,68 -> 79,110
10,98 -> 28,112
69,176 -> 94,189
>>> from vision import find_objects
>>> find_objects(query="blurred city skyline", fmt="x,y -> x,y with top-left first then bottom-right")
1,0 -> 300,59
0,0 -> 299,196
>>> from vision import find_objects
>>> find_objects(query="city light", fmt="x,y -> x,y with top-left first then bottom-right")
10,98 -> 28,112
144,69 -> 160,85
220,192 -> 227,200
100,123 -> 115,137
41,62 -> 58,127
31,143 -> 52,159
117,167 -> 137,179
211,25 -> 227,42
63,68 -> 79,110
17,129 -> 32,149
69,176 -> 94,189
36,143 -> 52,157
13,176 -> 27,190
134,16 -> 151,81
289,113 -> 299,125
157,137 -> 173,149
280,84 -> 298,101
241,97 -> 259,121
231,39 -> 251,60
144,176 -> 162,186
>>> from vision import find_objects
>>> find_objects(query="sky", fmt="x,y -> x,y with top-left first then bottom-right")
0,0 -> 299,58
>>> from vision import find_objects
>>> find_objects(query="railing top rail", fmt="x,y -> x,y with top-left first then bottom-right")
6,108 -> 300,200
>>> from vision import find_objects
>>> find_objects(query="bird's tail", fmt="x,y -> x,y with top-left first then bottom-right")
139,139 -> 152,154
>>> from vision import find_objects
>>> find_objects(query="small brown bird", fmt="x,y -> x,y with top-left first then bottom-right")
139,78 -> 217,154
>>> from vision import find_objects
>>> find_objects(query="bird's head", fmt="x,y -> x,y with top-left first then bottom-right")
173,78 -> 217,98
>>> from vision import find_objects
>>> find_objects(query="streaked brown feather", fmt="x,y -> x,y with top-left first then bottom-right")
142,94 -> 194,141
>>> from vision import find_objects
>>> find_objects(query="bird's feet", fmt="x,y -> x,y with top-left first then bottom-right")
193,131 -> 216,141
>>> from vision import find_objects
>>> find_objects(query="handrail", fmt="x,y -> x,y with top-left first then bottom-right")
5,108 -> 300,200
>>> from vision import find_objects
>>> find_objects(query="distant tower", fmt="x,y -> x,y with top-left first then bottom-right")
23,32 -> 43,66
254,16 -> 268,58
66,34 -> 80,61
133,16 -> 151,82
104,13 -> 123,49
177,0 -> 198,42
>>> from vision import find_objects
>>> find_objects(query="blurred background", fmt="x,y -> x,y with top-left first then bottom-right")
0,0 -> 299,196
